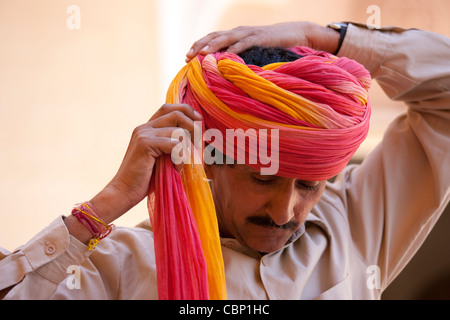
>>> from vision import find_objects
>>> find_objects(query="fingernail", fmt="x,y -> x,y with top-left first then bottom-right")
200,45 -> 209,53
187,48 -> 194,56
193,110 -> 202,119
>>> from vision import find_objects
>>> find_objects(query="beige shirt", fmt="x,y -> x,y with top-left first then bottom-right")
1,23 -> 449,300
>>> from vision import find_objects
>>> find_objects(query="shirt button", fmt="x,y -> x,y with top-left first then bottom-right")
44,244 -> 56,255
225,242 -> 234,249
261,257 -> 267,266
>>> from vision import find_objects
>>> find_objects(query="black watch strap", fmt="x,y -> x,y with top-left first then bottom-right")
327,23 -> 348,55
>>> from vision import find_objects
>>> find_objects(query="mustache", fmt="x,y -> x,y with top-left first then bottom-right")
246,216 -> 300,231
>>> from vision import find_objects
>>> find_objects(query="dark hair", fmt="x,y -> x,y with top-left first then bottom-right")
238,46 -> 303,67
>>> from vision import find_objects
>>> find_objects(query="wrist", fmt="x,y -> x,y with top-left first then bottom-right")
89,185 -> 132,225
327,22 -> 348,55
65,201 -> 116,249
305,23 -> 341,54
71,202 -> 115,250
64,214 -> 93,245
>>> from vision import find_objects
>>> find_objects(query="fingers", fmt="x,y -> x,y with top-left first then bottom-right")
186,31 -> 226,62
149,104 -> 202,140
135,127 -> 183,157
185,26 -> 256,62
226,35 -> 260,54
135,104 -> 203,157
150,103 -> 202,122
186,32 -> 217,61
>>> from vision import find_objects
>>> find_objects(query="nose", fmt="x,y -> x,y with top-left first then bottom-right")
265,180 -> 297,227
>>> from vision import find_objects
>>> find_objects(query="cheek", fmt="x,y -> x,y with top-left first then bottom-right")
302,184 -> 326,213
210,171 -> 266,235
294,185 -> 326,221
214,181 -> 258,221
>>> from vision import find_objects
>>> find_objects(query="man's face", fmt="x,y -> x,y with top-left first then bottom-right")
205,164 -> 326,253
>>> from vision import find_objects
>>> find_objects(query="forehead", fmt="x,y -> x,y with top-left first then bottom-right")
233,164 -> 273,176
232,164 -> 287,181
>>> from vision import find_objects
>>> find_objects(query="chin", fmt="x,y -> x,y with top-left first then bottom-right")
229,223 -> 295,254
242,234 -> 290,254
253,243 -> 285,254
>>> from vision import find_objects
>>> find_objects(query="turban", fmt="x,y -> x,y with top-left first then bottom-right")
148,46 -> 371,299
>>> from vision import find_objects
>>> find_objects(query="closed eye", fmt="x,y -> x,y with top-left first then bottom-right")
251,175 -> 276,185
251,173 -> 320,191
296,180 -> 320,191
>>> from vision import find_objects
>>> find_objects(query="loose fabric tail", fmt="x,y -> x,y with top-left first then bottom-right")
147,125 -> 227,299
180,155 -> 228,300
148,154 -> 210,300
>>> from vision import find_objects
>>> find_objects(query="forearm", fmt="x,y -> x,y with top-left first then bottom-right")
300,22 -> 341,54
339,23 -> 450,104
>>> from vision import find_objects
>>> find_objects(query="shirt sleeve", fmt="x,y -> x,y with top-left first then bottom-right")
0,216 -> 92,299
335,24 -> 450,289
1,216 -> 159,300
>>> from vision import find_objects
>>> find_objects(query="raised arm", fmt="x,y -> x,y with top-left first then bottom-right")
335,24 -> 450,288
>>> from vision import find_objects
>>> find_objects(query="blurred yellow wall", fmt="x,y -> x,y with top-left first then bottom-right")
1,0 -> 449,253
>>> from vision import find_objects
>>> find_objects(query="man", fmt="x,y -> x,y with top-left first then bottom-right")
0,21 -> 449,299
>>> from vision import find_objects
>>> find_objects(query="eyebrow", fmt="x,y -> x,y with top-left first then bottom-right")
240,164 -> 320,184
